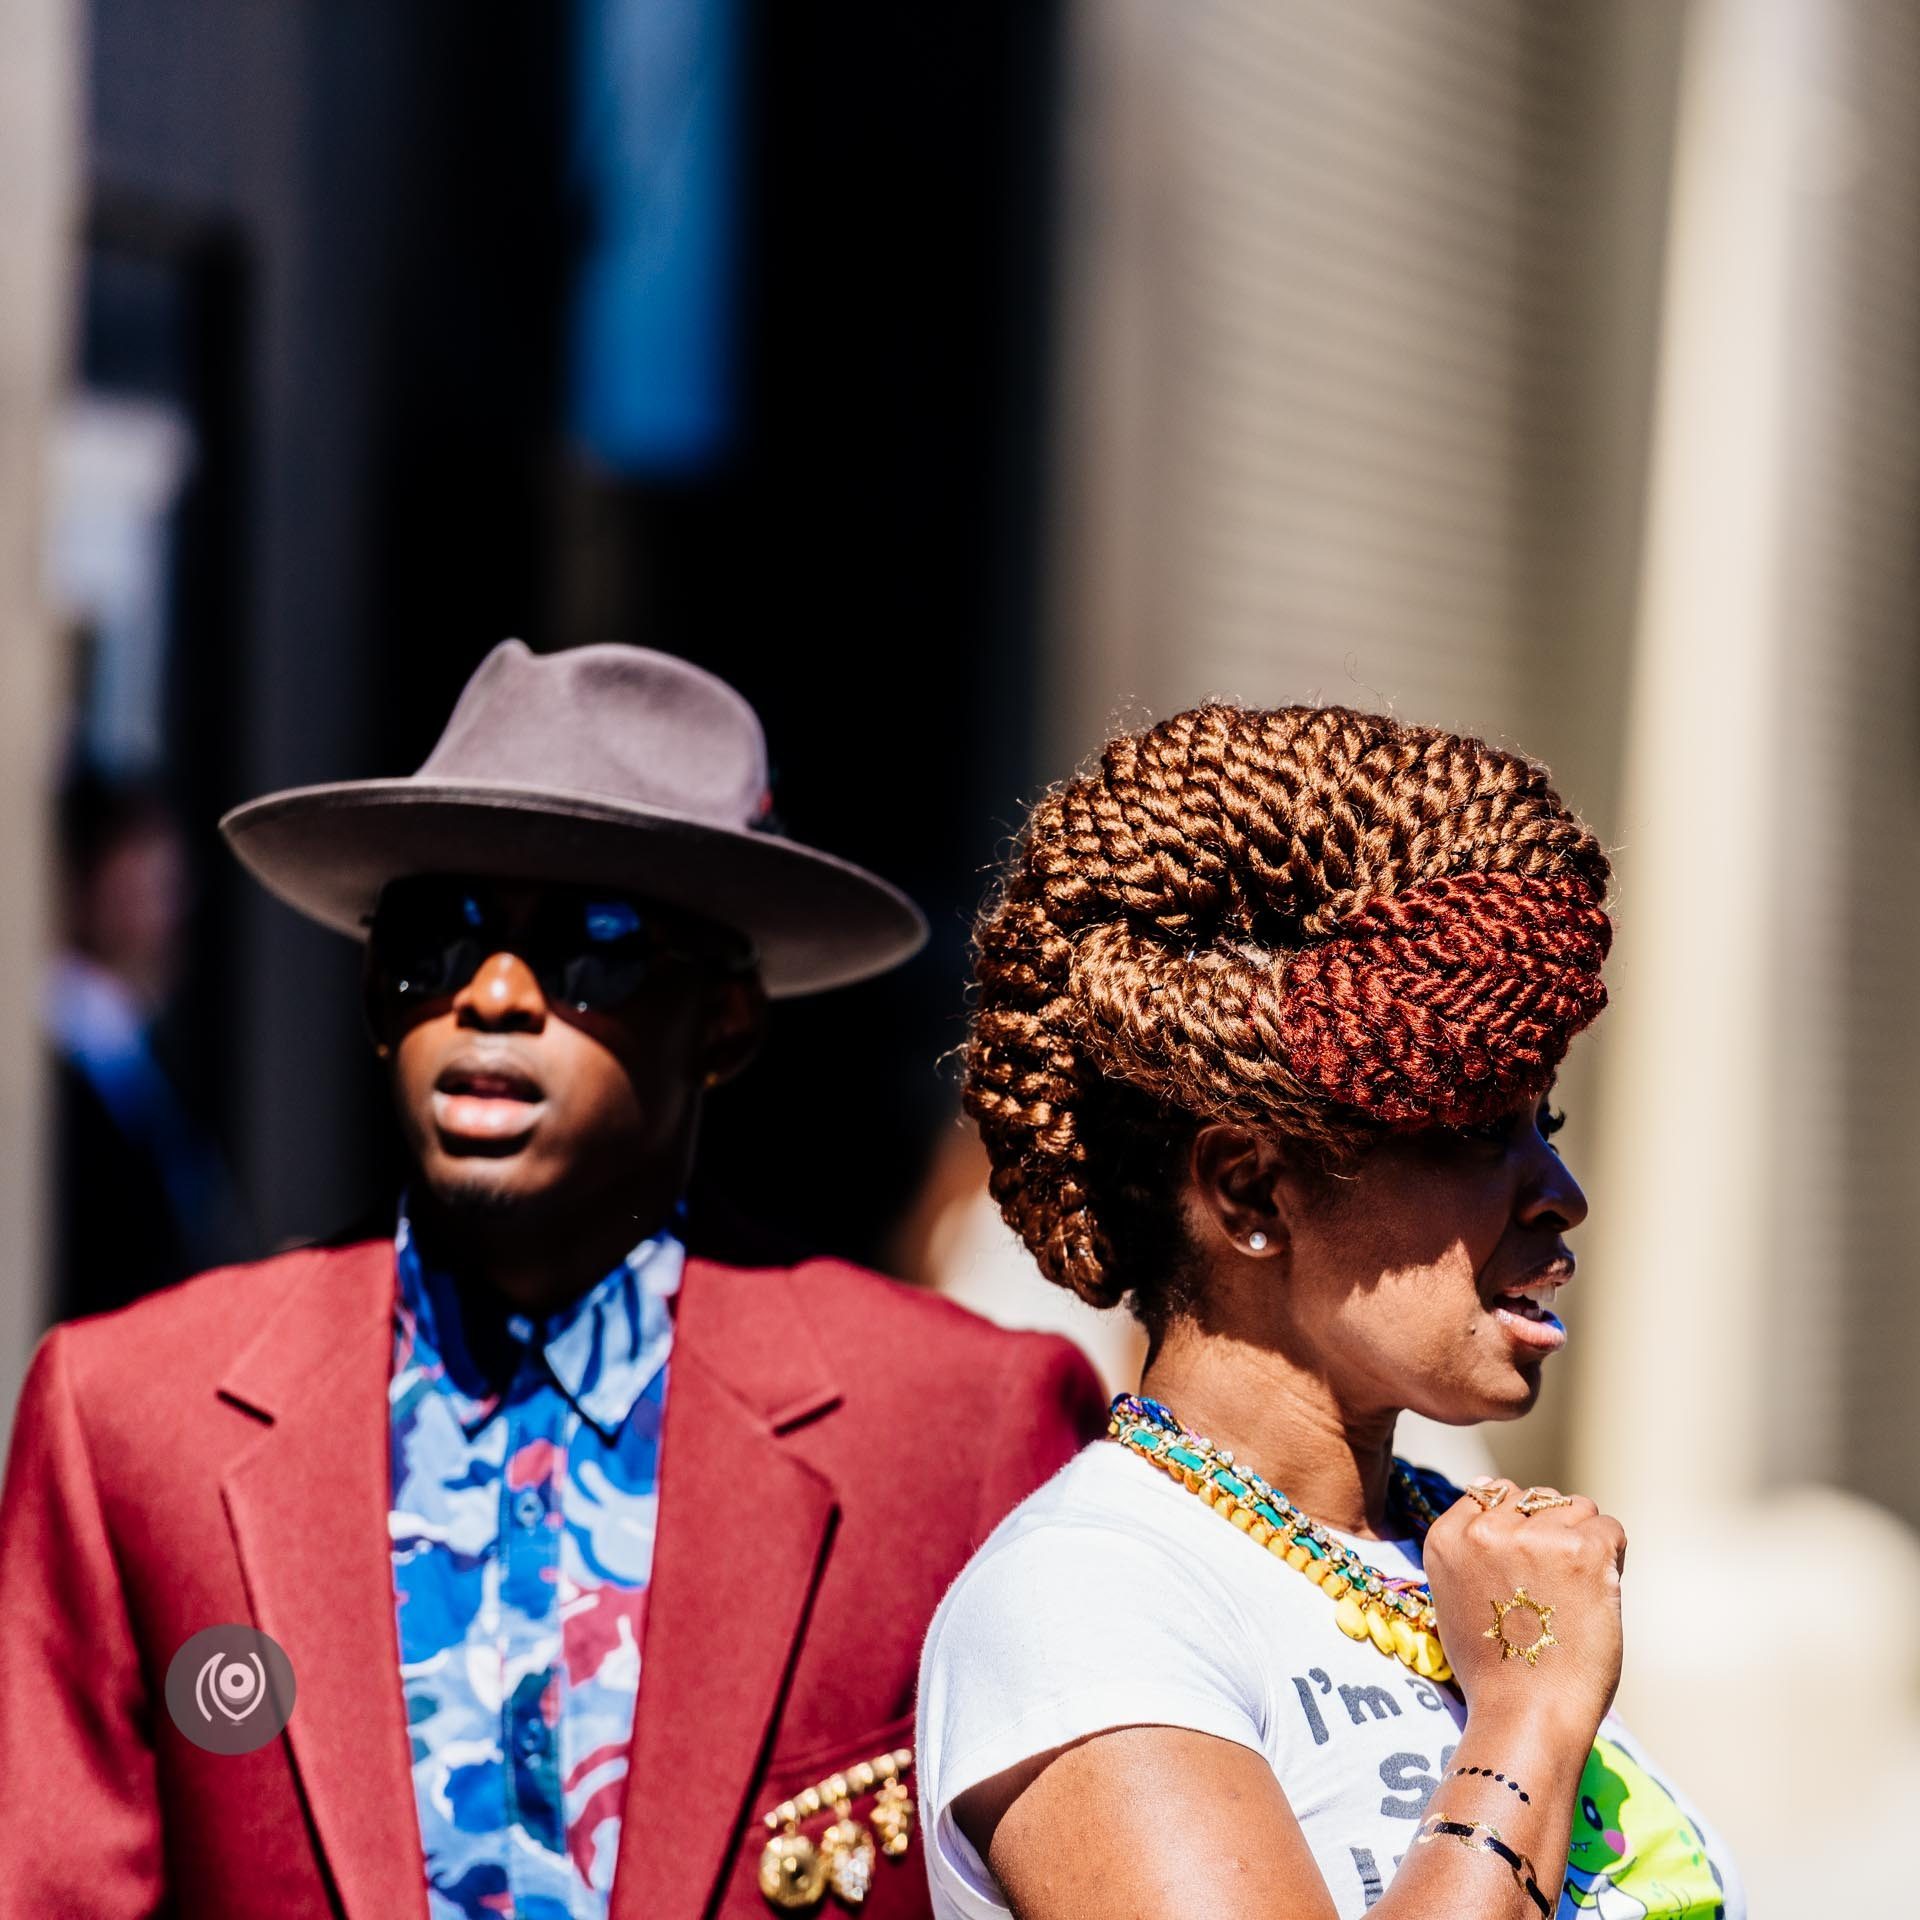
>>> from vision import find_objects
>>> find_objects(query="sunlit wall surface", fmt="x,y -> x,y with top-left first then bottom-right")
1031,0 -> 1920,1906
0,0 -> 79,1423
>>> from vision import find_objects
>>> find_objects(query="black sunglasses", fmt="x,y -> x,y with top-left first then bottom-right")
366,876 -> 756,1016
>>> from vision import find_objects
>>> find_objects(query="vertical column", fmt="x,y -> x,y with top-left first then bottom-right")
1573,1 -> 1920,1901
1573,0 -> 1819,1509
0,0 -> 81,1437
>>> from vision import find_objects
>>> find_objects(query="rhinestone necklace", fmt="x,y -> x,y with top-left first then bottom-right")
1108,1393 -> 1455,1683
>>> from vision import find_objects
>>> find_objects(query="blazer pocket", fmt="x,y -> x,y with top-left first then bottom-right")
760,1707 -> 917,1801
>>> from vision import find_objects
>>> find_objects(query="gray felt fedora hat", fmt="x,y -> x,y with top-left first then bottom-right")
220,639 -> 927,997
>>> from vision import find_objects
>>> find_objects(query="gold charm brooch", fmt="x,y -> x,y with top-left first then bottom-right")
758,1747 -> 915,1911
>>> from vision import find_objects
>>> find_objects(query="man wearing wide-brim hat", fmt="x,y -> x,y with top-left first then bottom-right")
0,641 -> 1105,1920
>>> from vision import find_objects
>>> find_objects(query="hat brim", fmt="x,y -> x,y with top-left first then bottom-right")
220,780 -> 929,998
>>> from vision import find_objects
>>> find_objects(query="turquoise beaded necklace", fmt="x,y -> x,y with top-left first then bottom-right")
1108,1393 -> 1457,1682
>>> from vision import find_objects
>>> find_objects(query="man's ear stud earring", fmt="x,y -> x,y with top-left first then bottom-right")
1247,1231 -> 1269,1253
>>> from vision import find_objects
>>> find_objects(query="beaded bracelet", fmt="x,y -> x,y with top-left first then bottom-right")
1415,1814 -> 1552,1918
1447,1762 -> 1532,1806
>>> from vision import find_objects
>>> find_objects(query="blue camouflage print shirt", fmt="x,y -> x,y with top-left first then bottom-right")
389,1201 -> 681,1919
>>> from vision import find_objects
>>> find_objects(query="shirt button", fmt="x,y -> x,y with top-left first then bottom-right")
506,1312 -> 536,1345
514,1489 -> 545,1528
518,1718 -> 549,1755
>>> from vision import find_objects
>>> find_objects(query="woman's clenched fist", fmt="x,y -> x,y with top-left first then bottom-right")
1422,1479 -> 1627,1741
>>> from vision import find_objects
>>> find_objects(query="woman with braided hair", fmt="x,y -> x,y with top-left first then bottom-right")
915,705 -> 1742,1920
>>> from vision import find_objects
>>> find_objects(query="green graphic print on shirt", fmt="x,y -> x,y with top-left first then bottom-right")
1560,1736 -> 1727,1919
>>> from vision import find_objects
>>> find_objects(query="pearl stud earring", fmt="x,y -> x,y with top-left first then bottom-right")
1247,1231 -> 1269,1253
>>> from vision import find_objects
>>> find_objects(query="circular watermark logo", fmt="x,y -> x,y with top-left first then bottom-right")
163,1625 -> 297,1754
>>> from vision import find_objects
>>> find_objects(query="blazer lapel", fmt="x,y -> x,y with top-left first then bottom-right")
611,1258 -> 842,1920
218,1239 -> 428,1920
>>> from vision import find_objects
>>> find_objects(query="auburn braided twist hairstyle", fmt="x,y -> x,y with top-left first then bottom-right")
963,703 -> 1611,1323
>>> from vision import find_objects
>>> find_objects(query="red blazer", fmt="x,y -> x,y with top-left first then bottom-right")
0,1237 -> 1106,1920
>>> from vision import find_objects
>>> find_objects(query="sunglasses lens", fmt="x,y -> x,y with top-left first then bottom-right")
373,884 -> 490,1000
542,897 -> 653,1011
370,882 -> 741,1016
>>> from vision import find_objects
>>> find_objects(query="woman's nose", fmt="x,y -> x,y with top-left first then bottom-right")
453,950 -> 548,1028
1518,1130 -> 1589,1232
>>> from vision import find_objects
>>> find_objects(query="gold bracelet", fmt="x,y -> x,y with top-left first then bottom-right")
1415,1814 -> 1552,1916
758,1746 -> 915,1912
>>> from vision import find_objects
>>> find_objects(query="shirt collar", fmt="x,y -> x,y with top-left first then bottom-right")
393,1195 -> 684,1442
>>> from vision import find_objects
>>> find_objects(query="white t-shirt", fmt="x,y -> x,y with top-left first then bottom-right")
917,1444 -> 1743,1920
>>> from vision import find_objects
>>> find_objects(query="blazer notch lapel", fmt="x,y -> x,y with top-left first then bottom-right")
612,1342 -> 839,1920
218,1243 -> 428,1920
768,1382 -> 842,1435
676,1257 -> 843,1434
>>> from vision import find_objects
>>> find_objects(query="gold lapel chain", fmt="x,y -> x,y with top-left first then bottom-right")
758,1746 -> 915,1911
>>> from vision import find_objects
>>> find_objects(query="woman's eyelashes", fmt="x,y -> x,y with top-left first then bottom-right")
1448,1102 -> 1565,1150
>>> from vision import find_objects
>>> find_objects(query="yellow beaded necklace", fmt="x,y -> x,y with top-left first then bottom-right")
1109,1394 -> 1455,1683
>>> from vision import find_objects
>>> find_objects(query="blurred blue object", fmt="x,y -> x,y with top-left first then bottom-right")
568,0 -> 740,473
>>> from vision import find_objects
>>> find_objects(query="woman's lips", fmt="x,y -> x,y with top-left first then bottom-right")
1488,1277 -> 1569,1355
1491,1295 -> 1568,1354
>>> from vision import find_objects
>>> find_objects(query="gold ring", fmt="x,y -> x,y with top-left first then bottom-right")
1465,1481 -> 1508,1511
1515,1486 -> 1575,1516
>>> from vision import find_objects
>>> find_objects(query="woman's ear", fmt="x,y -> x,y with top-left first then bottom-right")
695,971 -> 769,1089
1189,1122 -> 1289,1257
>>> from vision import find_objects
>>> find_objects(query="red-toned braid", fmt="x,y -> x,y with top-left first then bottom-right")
964,703 -> 1611,1321
1279,870 -> 1611,1125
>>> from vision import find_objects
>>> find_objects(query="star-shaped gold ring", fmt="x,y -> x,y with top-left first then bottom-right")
1484,1587 -> 1558,1666
1516,1485 -> 1575,1516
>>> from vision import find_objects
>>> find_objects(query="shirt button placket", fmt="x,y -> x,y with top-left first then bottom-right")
500,1375 -> 568,1897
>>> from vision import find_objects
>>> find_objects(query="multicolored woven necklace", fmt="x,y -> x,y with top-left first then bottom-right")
1108,1393 -> 1456,1683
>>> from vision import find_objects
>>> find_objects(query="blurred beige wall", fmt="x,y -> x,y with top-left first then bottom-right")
1045,0 -> 1683,1487
0,0 -> 80,1442
1012,0 -> 1920,1906
1571,0 -> 1920,1901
